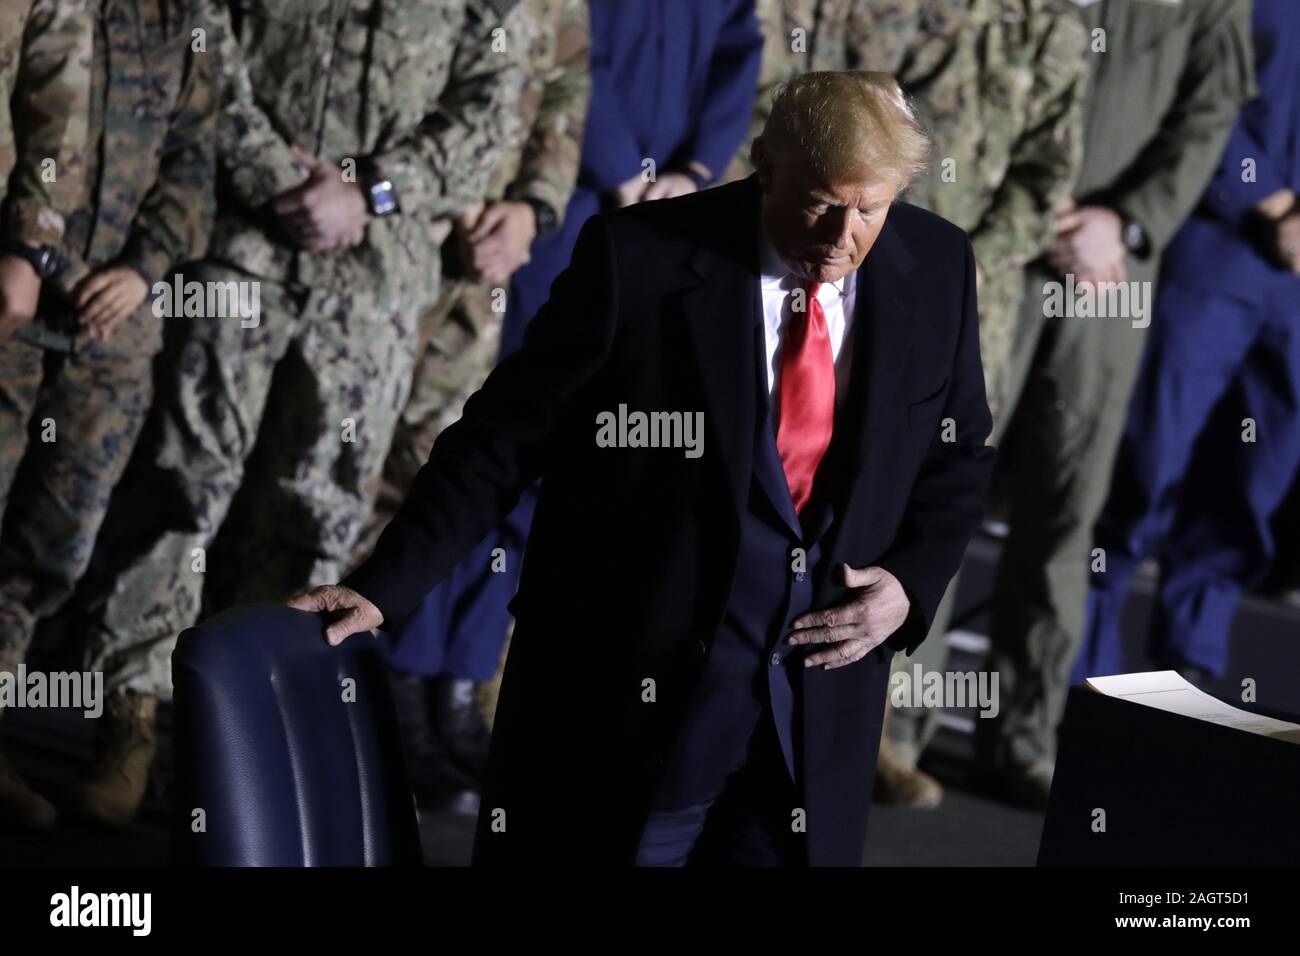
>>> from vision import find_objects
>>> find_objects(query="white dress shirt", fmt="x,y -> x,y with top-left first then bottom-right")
758,227 -> 858,422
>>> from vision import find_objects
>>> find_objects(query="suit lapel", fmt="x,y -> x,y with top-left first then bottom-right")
679,181 -> 762,526
811,211 -> 920,578
839,212 -> 920,478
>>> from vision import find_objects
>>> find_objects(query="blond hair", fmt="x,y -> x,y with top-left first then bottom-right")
755,71 -> 930,190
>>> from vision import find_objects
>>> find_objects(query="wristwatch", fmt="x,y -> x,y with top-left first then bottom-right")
1,239 -> 63,280
680,166 -> 714,191
1121,217 -> 1150,258
522,197 -> 559,237
362,165 -> 399,217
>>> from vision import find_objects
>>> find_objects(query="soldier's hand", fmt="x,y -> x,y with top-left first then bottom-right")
286,584 -> 384,647
272,148 -> 370,253
642,172 -> 699,203
615,174 -> 647,208
75,266 -> 149,342
1050,205 -> 1125,280
783,564 -> 910,670
455,203 -> 485,234
0,254 -> 42,342
467,201 -> 535,285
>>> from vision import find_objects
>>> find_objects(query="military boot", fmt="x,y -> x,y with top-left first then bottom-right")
430,675 -> 492,784
390,669 -> 480,815
874,708 -> 944,809
74,690 -> 158,827
0,746 -> 58,830
875,732 -> 944,808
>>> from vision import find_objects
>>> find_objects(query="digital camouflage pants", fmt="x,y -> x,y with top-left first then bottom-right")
83,262 -> 422,700
0,330 -> 152,691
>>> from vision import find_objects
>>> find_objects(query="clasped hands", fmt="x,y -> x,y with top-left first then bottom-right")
0,252 -> 148,345
1048,198 -> 1126,285
270,146 -> 370,253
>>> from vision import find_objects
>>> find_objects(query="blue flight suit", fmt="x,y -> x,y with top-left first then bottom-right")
384,0 -> 763,680
1075,0 -> 1300,681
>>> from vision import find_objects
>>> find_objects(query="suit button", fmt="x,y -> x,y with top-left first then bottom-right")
770,651 -> 782,666
695,640 -> 707,657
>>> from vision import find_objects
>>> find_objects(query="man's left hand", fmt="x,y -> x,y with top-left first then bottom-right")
75,265 -> 149,342
785,564 -> 910,669
465,200 -> 536,285
271,147 -> 370,252
1049,203 -> 1126,283
641,172 -> 698,203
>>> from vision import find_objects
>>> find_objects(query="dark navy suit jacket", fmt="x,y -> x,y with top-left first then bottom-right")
345,177 -> 995,866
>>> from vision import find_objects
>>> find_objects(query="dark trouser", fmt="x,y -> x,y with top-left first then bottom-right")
982,260 -> 1153,771
382,491 -> 533,680
1076,282 -> 1300,680
634,711 -> 804,867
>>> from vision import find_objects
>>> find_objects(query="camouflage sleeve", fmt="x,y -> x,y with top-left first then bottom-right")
845,0 -> 921,77
3,0 -> 91,247
203,0 -> 305,211
117,3 -> 219,287
371,0 -> 528,219
968,9 -> 1086,275
1104,0 -> 1256,254
505,0 -> 589,229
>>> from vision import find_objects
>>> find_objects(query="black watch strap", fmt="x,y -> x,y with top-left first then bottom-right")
680,166 -> 714,191
523,197 -> 558,237
1,239 -> 62,279
1121,217 -> 1151,258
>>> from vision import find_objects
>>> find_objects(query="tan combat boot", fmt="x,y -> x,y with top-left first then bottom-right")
874,717 -> 944,809
75,690 -> 158,828
0,746 -> 58,830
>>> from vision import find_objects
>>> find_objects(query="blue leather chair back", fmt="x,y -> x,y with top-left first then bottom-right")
171,605 -> 421,866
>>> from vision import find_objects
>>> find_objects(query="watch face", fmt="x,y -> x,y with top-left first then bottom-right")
535,204 -> 556,234
370,180 -> 397,216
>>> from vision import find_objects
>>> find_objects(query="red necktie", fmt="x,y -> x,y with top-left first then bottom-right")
775,279 -> 835,513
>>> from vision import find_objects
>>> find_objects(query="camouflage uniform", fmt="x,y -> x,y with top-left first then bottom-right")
360,0 -> 590,561
83,0 -> 528,699
0,0 -> 91,248
722,0 -> 853,183
0,0 -> 216,679
879,1 -> 1087,761
881,0 -> 1087,426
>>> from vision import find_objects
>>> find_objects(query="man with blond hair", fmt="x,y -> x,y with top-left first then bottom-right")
290,71 -> 994,866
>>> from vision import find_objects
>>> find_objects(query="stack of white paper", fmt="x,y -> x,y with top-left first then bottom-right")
1085,671 -> 1300,744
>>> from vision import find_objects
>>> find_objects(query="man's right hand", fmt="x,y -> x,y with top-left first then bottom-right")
286,585 -> 384,646
0,254 -> 42,342
615,173 -> 647,208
